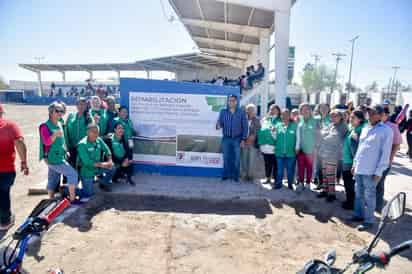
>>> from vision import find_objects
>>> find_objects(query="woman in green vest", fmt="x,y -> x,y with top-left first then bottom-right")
296,103 -> 320,191
77,124 -> 114,196
90,96 -> 109,136
112,106 -> 135,141
341,110 -> 366,210
258,104 -> 281,184
273,108 -> 298,190
106,122 -> 135,185
39,102 -> 80,204
65,97 -> 93,167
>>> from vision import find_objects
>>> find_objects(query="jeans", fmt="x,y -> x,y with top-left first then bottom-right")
297,152 -> 313,184
221,137 -> 241,181
276,157 -> 296,187
240,146 -> 258,179
262,153 -> 277,179
0,172 -> 16,225
47,161 -> 79,192
354,175 -> 377,224
81,168 -> 114,197
376,167 -> 390,213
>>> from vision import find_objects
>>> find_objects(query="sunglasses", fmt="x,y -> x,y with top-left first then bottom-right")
55,109 -> 65,114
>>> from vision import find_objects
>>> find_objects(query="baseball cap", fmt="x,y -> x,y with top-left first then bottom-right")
383,99 -> 391,105
368,104 -> 385,114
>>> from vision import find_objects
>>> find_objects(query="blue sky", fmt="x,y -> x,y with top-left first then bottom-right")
1,0 -> 411,89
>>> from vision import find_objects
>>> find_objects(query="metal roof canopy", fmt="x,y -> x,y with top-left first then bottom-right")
169,0 -> 280,65
19,52 -> 240,73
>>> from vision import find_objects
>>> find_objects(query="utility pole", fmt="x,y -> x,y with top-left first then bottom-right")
311,54 -> 321,67
347,35 -> 359,98
331,53 -> 346,93
391,66 -> 400,92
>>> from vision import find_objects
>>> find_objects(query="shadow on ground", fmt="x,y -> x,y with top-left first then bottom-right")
62,187 -> 412,262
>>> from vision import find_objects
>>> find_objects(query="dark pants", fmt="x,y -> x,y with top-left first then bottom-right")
0,172 -> 16,225
262,153 -> 277,179
342,170 -> 355,208
376,167 -> 390,213
221,137 -> 241,181
113,165 -> 133,181
407,132 -> 412,159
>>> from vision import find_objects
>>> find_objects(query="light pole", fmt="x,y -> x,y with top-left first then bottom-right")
347,35 -> 359,99
331,53 -> 346,93
391,66 -> 400,92
311,54 -> 321,67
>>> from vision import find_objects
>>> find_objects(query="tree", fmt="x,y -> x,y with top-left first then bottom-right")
301,64 -> 335,101
0,75 -> 8,89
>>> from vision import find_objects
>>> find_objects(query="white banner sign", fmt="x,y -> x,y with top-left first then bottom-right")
129,92 -> 227,168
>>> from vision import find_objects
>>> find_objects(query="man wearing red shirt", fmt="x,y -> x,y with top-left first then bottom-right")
0,104 -> 29,230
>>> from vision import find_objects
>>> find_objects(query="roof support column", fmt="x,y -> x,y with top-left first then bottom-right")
87,71 -> 93,81
146,70 -> 151,79
274,7 -> 291,108
36,71 -> 43,96
116,71 -> 121,83
61,71 -> 66,82
259,32 -> 270,115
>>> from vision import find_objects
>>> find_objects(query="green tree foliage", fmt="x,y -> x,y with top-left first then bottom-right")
301,64 -> 335,100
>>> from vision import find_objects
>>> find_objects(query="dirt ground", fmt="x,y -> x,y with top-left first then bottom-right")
2,104 -> 412,274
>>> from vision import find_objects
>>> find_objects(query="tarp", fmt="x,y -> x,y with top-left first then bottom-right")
120,78 -> 240,177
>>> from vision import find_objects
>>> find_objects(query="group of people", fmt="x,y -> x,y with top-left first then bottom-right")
49,82 -> 119,98
217,95 -> 406,231
40,94 -> 136,206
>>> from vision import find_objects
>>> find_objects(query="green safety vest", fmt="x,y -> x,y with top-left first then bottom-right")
298,117 -> 319,154
113,117 -> 134,140
342,123 -> 365,165
39,120 -> 66,165
257,117 -> 280,146
90,109 -> 108,136
77,136 -> 111,178
274,121 -> 297,158
65,113 -> 91,149
110,134 -> 126,161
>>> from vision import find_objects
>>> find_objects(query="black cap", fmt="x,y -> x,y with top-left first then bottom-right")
369,104 -> 385,114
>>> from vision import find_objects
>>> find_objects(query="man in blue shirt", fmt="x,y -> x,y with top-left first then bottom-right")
216,95 -> 248,182
350,105 -> 393,231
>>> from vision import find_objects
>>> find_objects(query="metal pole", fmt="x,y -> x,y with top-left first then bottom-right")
391,66 -> 400,92
331,53 -> 346,93
347,35 -> 359,99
